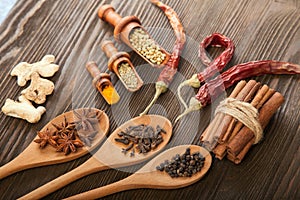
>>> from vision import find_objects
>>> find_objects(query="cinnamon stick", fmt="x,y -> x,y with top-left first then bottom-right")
218,81 -> 261,143
227,92 -> 284,157
200,80 -> 246,150
227,137 -> 254,164
213,84 -> 274,159
226,87 -> 275,142
213,143 -> 227,159
201,80 -> 259,151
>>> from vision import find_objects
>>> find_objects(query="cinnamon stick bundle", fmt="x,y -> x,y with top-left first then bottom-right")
227,92 -> 284,164
200,80 -> 257,150
213,85 -> 274,159
200,80 -> 284,164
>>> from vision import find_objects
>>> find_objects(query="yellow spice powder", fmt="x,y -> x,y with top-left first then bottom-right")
101,85 -> 120,105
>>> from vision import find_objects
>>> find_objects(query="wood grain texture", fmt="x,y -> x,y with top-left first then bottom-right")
0,0 -> 299,199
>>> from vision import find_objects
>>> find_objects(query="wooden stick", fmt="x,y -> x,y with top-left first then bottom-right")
201,80 -> 259,151
213,84 -> 274,159
200,80 -> 247,149
227,92 -> 284,157
227,137 -> 254,164
218,82 -> 261,143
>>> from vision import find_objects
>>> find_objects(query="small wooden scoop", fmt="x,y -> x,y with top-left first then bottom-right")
0,108 -> 109,180
64,145 -> 212,199
98,4 -> 170,67
19,115 -> 172,200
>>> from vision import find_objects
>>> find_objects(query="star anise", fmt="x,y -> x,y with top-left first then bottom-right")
77,129 -> 98,147
56,131 -> 84,155
73,109 -> 101,131
34,128 -> 59,148
52,116 -> 76,135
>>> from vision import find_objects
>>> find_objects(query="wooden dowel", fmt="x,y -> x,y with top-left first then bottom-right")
200,80 -> 247,150
227,92 -> 284,157
218,82 -> 261,143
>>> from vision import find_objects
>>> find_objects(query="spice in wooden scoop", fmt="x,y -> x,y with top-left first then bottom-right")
101,40 -> 143,92
129,27 -> 167,65
86,62 -> 120,105
118,62 -> 138,89
98,5 -> 170,67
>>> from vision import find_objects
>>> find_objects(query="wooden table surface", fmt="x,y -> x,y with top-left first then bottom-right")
0,0 -> 299,199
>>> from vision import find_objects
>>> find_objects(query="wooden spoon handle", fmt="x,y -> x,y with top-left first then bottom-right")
0,161 -> 23,180
18,157 -> 109,200
0,154 -> 33,179
64,174 -> 139,200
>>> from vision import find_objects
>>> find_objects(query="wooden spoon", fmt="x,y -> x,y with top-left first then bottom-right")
19,115 -> 172,200
64,145 -> 212,199
0,108 -> 109,180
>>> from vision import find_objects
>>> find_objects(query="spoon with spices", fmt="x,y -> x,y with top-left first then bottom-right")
19,114 -> 172,200
64,145 -> 212,199
0,108 -> 109,180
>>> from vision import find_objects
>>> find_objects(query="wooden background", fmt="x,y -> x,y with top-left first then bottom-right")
0,0 -> 299,199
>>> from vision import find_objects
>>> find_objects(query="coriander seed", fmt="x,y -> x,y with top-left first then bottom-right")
129,28 -> 167,65
101,40 -> 143,92
118,62 -> 138,89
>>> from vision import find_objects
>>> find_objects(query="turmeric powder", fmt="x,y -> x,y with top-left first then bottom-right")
101,85 -> 120,105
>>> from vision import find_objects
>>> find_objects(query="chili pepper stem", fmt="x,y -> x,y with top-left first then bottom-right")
140,81 -> 168,116
177,74 -> 201,109
177,84 -> 188,109
175,97 -> 202,123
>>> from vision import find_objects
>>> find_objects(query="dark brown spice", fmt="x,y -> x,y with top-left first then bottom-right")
56,131 -> 84,155
156,148 -> 205,178
73,109 -> 101,131
34,128 -> 59,148
77,130 -> 98,147
34,115 -> 92,155
115,124 -> 165,155
121,143 -> 134,155
52,116 -> 76,135
115,138 -> 130,145
130,148 -> 135,157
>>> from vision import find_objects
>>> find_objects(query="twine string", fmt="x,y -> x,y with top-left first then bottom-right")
215,98 -> 263,144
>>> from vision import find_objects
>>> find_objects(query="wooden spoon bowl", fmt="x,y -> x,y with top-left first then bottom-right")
94,114 -> 172,167
19,115 -> 172,200
65,145 -> 212,199
0,108 -> 109,180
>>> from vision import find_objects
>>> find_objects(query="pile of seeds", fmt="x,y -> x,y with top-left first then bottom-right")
118,62 -> 138,89
115,124 -> 166,156
129,28 -> 166,65
156,148 -> 205,178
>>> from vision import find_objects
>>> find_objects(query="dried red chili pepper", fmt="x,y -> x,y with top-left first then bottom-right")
176,60 -> 300,121
140,0 -> 186,115
198,33 -> 235,82
178,33 -> 234,108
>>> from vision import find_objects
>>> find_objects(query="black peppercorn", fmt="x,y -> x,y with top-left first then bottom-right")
190,160 -> 196,166
156,148 -> 205,178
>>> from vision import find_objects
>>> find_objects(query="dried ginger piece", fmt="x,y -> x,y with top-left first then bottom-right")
11,55 -> 59,86
21,72 -> 55,104
1,95 -> 46,123
2,54 -> 60,123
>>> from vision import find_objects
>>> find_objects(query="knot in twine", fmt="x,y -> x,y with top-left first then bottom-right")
215,98 -> 263,144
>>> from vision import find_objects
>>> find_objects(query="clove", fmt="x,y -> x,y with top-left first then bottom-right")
115,124 -> 165,155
